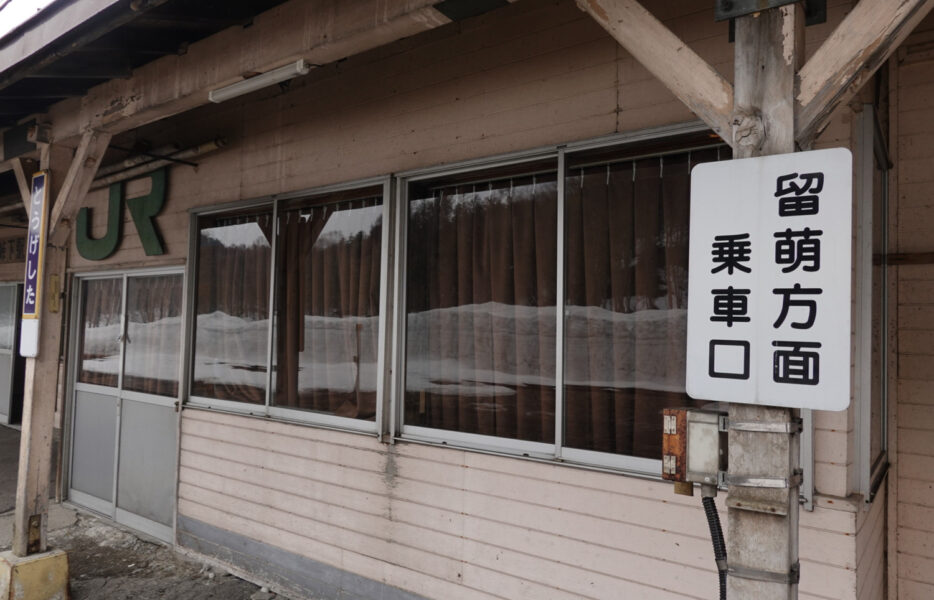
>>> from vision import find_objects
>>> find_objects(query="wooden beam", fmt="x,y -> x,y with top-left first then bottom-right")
797,0 -> 934,147
10,158 -> 36,211
575,0 -> 735,143
49,130 -> 112,236
48,0 -> 452,142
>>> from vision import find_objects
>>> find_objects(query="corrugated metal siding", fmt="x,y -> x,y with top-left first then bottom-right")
177,409 -> 858,600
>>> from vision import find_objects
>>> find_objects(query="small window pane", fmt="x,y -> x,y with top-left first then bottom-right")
563,146 -> 724,459
123,274 -> 183,397
405,162 -> 558,443
0,285 -> 18,350
192,210 -> 272,404
272,187 -> 383,420
870,152 -> 887,465
77,278 -> 123,387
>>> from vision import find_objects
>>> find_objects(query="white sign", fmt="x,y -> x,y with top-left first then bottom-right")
686,148 -> 852,411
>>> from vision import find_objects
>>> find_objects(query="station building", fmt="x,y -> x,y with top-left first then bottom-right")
0,1 -> 931,598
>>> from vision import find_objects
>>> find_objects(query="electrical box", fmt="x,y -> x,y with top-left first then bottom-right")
662,408 -> 727,495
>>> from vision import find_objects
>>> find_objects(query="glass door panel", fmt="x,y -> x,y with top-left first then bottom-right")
0,285 -> 18,422
123,274 -> 183,397
76,278 -> 124,388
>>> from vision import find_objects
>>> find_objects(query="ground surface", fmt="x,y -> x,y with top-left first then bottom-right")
0,425 -> 279,600
49,511 -> 267,600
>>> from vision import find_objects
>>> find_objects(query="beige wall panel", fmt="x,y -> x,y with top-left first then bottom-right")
898,304 -> 934,330
898,453 -> 934,482
855,486 -> 886,572
898,553 -> 934,586
897,379 -> 934,405
895,14 -> 934,581
895,32 -> 934,600
898,502 -> 934,534
899,328 -> 934,354
900,578 -> 934,600
899,429 -> 934,456
814,462 -> 852,497
898,478 -> 934,506
179,409 -> 858,600
898,526 -> 934,559
899,276 -> 934,301
898,134 -> 934,162
0,264 -> 23,283
814,428 -> 850,463
899,403 -> 934,430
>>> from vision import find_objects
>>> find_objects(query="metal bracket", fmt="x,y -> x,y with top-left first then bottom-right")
729,418 -> 803,434
716,0 -> 826,24
726,469 -> 803,489
729,562 -> 800,585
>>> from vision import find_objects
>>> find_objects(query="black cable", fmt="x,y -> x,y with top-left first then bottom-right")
703,495 -> 727,600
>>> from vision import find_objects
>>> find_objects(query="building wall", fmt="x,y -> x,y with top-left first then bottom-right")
60,0 -> 878,598
893,12 -> 934,600
178,409 -> 862,600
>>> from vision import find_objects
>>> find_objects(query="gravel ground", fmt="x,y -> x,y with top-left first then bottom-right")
49,511 -> 270,600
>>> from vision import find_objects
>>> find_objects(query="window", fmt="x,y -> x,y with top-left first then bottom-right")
563,146 -> 721,459
398,130 -> 729,466
856,104 -> 890,500
404,160 -> 559,445
273,187 -> 384,421
187,127 -> 738,468
189,181 -> 389,430
192,209 -> 272,405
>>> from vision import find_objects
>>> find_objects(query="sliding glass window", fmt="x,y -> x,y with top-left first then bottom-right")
192,209 -> 272,405
272,187 -> 384,421
189,181 -> 389,431
404,161 -> 558,445
399,134 -> 729,465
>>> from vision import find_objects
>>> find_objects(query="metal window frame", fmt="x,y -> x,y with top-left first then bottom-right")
392,121 -> 775,477
854,104 -> 890,505
185,177 -> 392,436
65,265 -> 185,543
393,149 -> 560,459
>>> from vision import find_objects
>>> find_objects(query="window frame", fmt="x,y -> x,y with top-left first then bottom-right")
184,176 -> 393,436
854,104 -> 891,503
391,122 -> 738,476
177,122 -> 822,482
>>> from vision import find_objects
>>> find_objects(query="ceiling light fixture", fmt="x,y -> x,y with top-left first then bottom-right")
208,59 -> 311,103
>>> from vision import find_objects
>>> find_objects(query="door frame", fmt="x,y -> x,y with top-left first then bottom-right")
64,266 -> 186,543
0,282 -> 23,425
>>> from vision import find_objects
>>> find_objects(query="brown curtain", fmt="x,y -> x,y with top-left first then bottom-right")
274,197 -> 382,420
191,212 -> 272,404
564,148 -> 721,458
123,274 -> 183,397
77,278 -> 124,387
405,172 -> 558,443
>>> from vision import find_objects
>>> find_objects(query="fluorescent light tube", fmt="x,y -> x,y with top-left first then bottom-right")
208,59 -> 311,103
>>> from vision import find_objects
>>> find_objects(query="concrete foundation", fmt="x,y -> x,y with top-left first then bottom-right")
0,549 -> 68,600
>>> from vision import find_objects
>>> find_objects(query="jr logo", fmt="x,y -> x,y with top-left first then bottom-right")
76,168 -> 167,260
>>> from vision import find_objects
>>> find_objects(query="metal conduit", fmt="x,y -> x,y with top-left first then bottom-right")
89,138 -> 227,190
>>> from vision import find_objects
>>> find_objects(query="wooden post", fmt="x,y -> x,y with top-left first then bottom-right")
11,144 -> 71,557
728,6 -> 803,600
